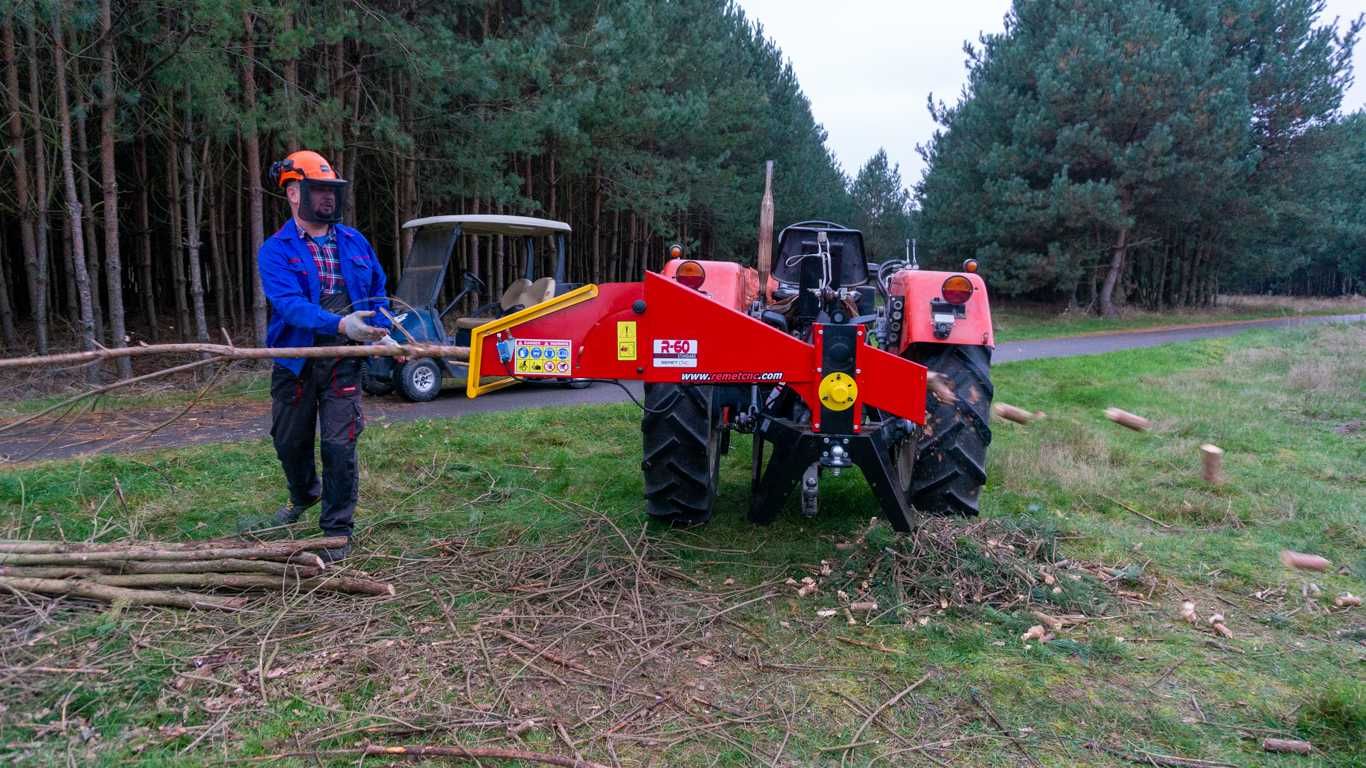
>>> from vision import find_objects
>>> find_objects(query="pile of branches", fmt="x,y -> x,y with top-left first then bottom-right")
146,512 -> 800,765
825,517 -> 1115,620
0,536 -> 394,610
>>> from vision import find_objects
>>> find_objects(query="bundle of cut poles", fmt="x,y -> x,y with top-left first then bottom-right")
0,537 -> 394,610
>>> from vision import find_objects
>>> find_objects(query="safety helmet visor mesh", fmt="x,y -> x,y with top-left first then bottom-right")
298,179 -> 349,224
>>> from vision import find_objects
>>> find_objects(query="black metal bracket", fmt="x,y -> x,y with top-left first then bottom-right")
747,417 -> 918,532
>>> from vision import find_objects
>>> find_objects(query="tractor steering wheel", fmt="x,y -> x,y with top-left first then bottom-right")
461,270 -> 489,298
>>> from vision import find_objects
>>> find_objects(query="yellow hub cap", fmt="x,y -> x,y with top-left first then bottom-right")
818,371 -> 858,411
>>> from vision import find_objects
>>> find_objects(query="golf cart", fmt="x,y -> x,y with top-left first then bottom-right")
363,214 -> 586,401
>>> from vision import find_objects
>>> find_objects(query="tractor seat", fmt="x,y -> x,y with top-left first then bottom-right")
454,277 -> 556,330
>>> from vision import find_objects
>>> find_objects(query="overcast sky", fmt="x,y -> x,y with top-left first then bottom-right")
734,1 -> 1366,188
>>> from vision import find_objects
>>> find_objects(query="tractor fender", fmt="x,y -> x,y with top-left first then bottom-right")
661,259 -> 768,311
888,269 -> 994,351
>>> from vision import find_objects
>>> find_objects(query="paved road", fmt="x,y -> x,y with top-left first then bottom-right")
4,312 -> 1361,463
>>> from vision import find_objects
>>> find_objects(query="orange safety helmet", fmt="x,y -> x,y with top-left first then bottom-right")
270,150 -> 342,188
270,150 -> 349,224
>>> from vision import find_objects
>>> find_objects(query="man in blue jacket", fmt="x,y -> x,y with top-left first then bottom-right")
257,150 -> 392,562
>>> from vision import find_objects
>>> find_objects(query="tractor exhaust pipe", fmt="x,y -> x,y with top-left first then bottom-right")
756,160 -> 775,306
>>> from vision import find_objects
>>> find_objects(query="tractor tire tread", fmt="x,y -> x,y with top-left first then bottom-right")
909,344 -> 993,517
641,384 -> 718,525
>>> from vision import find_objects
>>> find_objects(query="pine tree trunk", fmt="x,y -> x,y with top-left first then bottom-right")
51,7 -> 98,374
282,10 -> 299,153
233,136 -> 245,326
2,12 -> 41,352
1099,225 -> 1128,318
242,13 -> 267,345
402,152 -> 417,258
0,237 -> 17,349
61,216 -> 77,325
495,201 -> 505,296
207,160 -> 228,329
182,106 -> 210,344
136,135 -> 158,341
391,152 -> 402,275
167,132 -> 190,339
99,0 -> 130,376
610,208 -> 620,282
20,17 -> 51,352
74,84 -> 104,344
592,166 -> 602,283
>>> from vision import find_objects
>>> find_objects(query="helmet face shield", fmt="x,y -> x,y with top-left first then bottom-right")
298,179 -> 349,224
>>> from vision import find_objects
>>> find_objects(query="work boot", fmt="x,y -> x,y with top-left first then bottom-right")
319,540 -> 352,564
273,496 -> 320,526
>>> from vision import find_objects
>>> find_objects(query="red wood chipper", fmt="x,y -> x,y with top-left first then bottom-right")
464,166 -> 995,531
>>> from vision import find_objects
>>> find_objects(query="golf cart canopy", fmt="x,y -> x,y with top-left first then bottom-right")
402,215 -> 572,237
395,215 -> 573,311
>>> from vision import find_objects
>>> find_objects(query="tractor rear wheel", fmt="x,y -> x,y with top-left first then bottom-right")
641,384 -> 721,525
907,344 -> 992,516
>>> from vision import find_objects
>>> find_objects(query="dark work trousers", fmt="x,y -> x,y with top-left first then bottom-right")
270,356 -> 365,537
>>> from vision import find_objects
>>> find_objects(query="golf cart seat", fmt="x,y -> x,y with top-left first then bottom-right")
454,277 -> 556,330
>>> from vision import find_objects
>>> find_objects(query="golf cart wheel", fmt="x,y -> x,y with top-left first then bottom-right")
641,384 -> 721,525
397,358 -> 443,402
907,344 -> 992,516
361,361 -> 395,397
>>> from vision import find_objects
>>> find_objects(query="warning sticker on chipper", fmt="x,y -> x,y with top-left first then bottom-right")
513,338 -> 572,376
652,339 -> 698,368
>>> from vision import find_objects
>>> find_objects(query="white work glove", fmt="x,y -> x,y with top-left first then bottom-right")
373,334 -> 408,364
338,310 -> 387,342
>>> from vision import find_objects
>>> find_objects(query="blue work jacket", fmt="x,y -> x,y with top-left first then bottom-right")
258,219 -> 392,375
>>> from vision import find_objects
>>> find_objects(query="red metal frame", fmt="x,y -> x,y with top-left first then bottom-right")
660,258 -> 773,311
889,269 -> 995,351
471,272 -> 928,427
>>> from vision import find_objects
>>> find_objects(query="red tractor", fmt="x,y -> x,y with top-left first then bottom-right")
463,171 -> 994,532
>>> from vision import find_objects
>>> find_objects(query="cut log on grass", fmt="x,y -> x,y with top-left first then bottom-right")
0,565 -> 106,579
1279,550 -> 1331,572
1031,610 -> 1064,631
0,538 -> 347,566
86,558 -> 323,578
1261,738 -> 1312,755
0,341 -> 470,371
0,576 -> 247,610
1180,601 -> 1199,625
0,536 -> 342,554
1105,407 -> 1152,432
1200,444 -> 1224,485
1334,593 -> 1361,608
252,744 -> 612,768
1207,614 -> 1233,639
91,572 -> 394,597
993,403 -> 1041,425
285,551 -> 328,570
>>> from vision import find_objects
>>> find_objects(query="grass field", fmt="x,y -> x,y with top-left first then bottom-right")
1,323 -> 1363,766
991,293 -> 1366,341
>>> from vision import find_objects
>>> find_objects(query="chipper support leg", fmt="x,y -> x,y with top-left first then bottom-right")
847,429 -> 919,532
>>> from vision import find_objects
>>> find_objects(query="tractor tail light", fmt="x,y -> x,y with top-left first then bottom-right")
942,275 -> 974,305
962,259 -> 978,274
675,260 -> 706,290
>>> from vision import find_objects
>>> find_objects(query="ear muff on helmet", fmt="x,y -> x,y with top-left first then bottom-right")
270,157 -> 301,188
